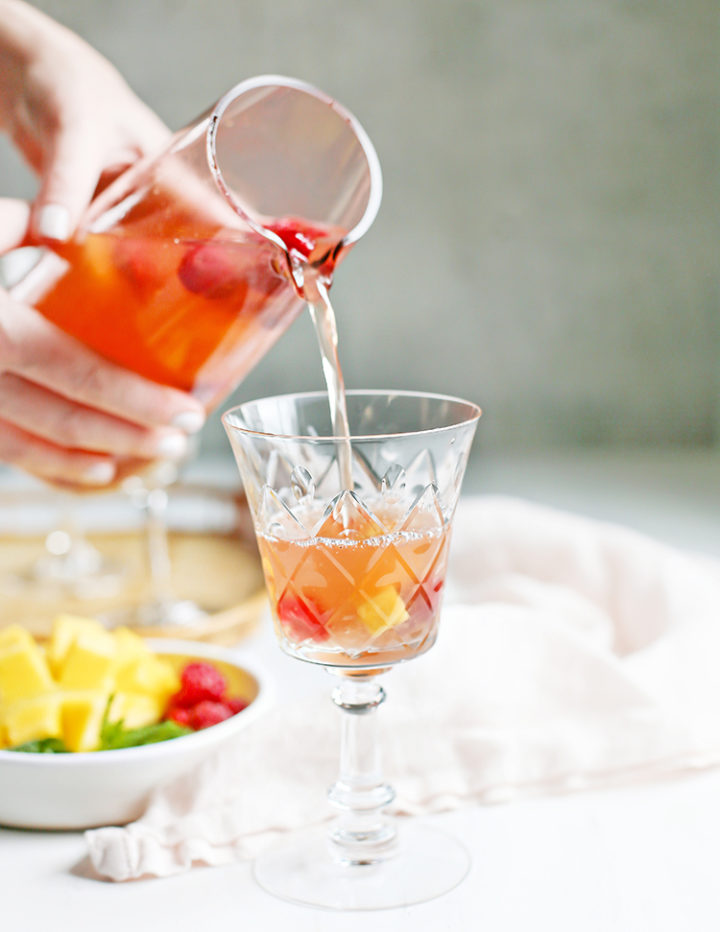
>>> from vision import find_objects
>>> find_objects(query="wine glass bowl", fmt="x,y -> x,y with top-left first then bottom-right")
223,390 -> 480,910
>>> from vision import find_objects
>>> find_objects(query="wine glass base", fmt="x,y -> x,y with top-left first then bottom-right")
102,598 -> 209,629
253,823 -> 470,911
3,549 -> 126,601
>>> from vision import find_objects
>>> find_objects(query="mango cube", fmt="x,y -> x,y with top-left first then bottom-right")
0,625 -> 35,652
3,694 -> 61,747
110,692 -> 165,730
113,627 -> 150,666
357,586 -> 409,637
60,690 -> 109,752
58,629 -> 117,690
83,232 -> 116,284
0,640 -> 55,702
113,629 -> 178,705
0,616 -> 181,751
115,655 -> 179,702
48,614 -> 107,676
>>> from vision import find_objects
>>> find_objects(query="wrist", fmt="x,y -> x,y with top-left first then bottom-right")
0,2 -> 85,130
0,3 -> 47,126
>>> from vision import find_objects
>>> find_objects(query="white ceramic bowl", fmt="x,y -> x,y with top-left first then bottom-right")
0,639 -> 272,830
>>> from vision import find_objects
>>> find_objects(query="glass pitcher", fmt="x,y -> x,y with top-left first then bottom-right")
10,74 -> 382,483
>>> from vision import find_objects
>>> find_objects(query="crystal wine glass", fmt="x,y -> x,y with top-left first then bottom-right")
223,390 -> 480,910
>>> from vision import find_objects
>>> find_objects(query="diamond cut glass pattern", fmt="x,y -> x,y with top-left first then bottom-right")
225,391 -> 479,669
258,483 -> 450,659
254,469 -> 455,662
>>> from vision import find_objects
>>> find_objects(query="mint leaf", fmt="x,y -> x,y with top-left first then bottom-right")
99,716 -> 126,750
97,695 -> 192,751
10,737 -> 69,754
99,719 -> 192,751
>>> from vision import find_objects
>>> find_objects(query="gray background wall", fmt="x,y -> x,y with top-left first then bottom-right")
1,0 -> 718,458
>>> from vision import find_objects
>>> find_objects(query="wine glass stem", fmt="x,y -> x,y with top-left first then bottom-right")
327,673 -> 397,866
142,486 -> 173,604
45,501 -> 99,579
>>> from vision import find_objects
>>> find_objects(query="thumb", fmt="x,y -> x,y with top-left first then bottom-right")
0,199 -> 32,254
31,123 -> 104,243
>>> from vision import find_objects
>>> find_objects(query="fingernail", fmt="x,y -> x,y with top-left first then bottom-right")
37,204 -> 71,242
155,431 -> 189,459
172,410 -> 205,434
81,462 -> 116,484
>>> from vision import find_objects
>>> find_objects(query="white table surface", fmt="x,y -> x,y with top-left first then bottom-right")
2,450 -> 719,931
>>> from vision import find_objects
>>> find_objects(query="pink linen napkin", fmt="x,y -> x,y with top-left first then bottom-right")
87,496 -> 720,880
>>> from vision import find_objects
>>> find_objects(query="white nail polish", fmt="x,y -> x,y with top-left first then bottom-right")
37,204 -> 71,241
172,411 -> 205,434
82,462 -> 116,484
156,432 -> 189,459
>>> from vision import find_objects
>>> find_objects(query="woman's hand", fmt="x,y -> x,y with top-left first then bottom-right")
0,0 -> 169,243
0,5 -> 207,488
0,208 -> 205,488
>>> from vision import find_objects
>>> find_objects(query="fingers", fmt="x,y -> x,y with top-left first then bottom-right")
3,0 -> 170,243
0,198 -> 31,253
0,200 -> 35,298
0,416 -> 117,487
0,372 -> 191,460
31,117 -> 103,242
0,283 -> 205,489
2,299 -> 206,433
30,94 -> 170,244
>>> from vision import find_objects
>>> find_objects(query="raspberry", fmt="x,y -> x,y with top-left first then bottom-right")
225,696 -> 248,715
166,705 -> 192,727
178,241 -> 249,301
265,218 -> 328,261
190,700 -> 233,730
113,238 -> 169,298
277,594 -> 330,644
173,661 -> 227,707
